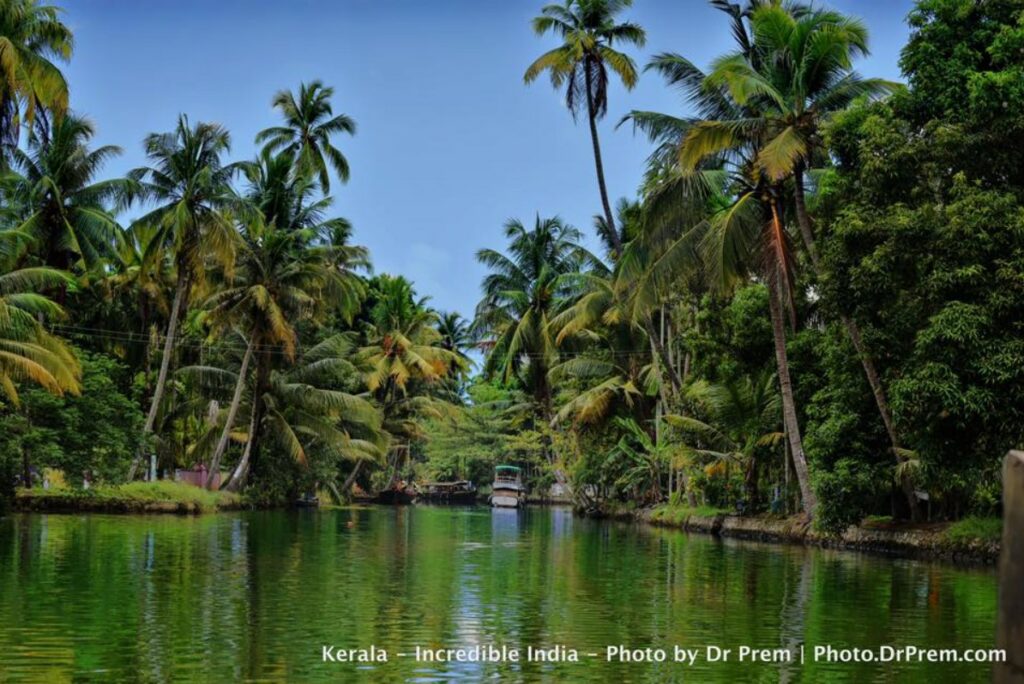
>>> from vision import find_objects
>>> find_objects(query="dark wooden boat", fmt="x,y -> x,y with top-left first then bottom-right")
374,486 -> 416,505
418,481 -> 478,505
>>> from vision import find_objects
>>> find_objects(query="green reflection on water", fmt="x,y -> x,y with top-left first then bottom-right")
0,507 -> 997,683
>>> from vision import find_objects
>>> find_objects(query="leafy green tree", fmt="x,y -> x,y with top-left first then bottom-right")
5,351 -> 142,485
524,0 -> 645,253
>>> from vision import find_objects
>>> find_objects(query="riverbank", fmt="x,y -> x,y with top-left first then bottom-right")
628,504 -> 1001,564
12,482 -> 244,514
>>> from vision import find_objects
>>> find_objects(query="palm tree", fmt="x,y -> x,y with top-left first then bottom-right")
524,0 -> 645,254
184,334 -> 383,493
356,275 -> 463,487
435,311 -> 473,402
200,223 -> 316,487
621,47 -> 819,515
666,372 -> 783,509
255,81 -> 355,193
7,114 -> 130,282
701,2 -> 910,507
0,236 -> 79,403
203,149 -> 371,489
474,215 -> 595,418
125,115 -> 238,479
358,275 -> 461,402
0,0 -> 73,148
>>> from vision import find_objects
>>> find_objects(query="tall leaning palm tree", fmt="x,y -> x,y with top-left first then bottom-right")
255,81 -> 355,194
524,0 -> 645,254
622,42 -> 820,516
702,3 -> 909,505
0,0 -> 73,149
8,114 -> 130,281
125,115 -> 238,479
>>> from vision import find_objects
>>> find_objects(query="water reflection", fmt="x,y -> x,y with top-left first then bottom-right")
0,508 -> 998,683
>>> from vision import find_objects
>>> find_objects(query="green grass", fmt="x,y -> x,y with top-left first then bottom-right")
944,516 -> 1002,544
650,503 -> 730,526
17,481 -> 241,513
861,514 -> 894,526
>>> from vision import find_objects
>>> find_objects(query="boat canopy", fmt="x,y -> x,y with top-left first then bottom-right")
495,465 -> 521,472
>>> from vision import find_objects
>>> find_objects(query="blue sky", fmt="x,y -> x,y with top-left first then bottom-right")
64,0 -> 915,320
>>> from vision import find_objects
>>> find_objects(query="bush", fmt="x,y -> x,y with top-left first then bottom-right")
814,458 -> 889,533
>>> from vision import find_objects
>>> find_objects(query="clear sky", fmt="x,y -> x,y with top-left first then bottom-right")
63,0 -> 916,320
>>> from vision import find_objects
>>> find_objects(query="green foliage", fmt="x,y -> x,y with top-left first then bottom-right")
0,351 -> 142,485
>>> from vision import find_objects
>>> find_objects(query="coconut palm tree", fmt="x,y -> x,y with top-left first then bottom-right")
524,0 -> 645,254
700,3 -> 909,501
355,275 -> 462,487
665,371 -> 783,509
358,275 -> 461,402
125,115 -> 239,479
255,81 -> 355,193
618,13 -> 832,515
0,258 -> 79,403
184,334 -> 383,493
474,215 -> 596,417
0,0 -> 73,149
7,114 -> 130,281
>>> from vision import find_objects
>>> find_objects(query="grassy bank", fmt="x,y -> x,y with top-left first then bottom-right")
639,504 -> 1002,564
14,481 -> 243,514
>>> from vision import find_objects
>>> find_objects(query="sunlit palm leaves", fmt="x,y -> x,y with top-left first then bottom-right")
0,261 -> 79,403
0,0 -> 72,147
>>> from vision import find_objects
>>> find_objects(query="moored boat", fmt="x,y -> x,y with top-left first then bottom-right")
419,480 -> 478,504
490,465 -> 525,508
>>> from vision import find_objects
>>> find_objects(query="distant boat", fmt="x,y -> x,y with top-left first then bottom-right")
419,481 -> 478,505
374,485 -> 416,505
490,465 -> 525,508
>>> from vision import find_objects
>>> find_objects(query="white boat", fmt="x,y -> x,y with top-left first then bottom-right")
490,465 -> 525,508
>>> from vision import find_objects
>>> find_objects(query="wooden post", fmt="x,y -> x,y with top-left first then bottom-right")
996,450 -> 1024,683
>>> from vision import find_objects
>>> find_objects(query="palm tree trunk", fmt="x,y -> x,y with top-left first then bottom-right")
644,317 -> 683,394
792,165 -> 915,518
205,335 -> 255,489
128,271 -> 188,480
584,60 -> 620,255
340,460 -> 364,496
223,398 -> 258,493
767,279 -> 817,517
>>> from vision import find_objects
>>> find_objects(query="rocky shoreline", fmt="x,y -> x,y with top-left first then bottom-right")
632,507 -> 1000,565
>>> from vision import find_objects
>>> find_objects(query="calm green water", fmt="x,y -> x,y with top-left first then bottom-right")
0,507 -> 998,683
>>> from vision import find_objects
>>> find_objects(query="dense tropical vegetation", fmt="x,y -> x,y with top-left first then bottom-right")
0,0 -> 1021,532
